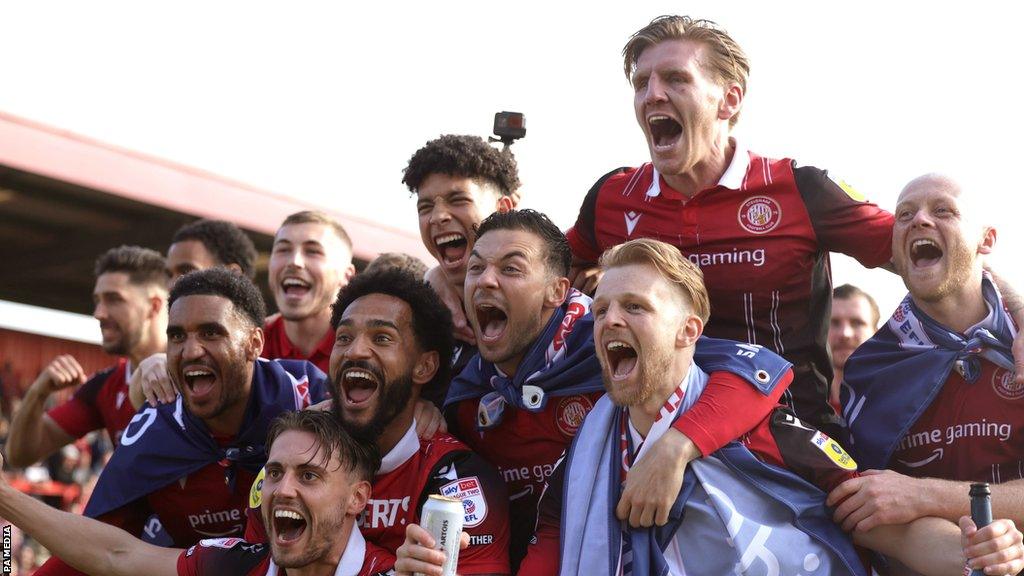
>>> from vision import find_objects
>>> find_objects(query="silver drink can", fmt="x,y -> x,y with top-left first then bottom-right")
415,494 -> 464,576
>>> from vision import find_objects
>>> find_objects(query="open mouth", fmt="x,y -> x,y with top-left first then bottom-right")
183,366 -> 217,399
273,508 -> 308,544
648,115 -> 682,149
910,239 -> 943,268
434,232 -> 469,266
474,302 -> 508,342
339,365 -> 382,406
605,340 -> 638,380
281,277 -> 312,298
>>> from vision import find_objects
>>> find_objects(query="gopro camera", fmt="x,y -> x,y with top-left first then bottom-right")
492,111 -> 526,148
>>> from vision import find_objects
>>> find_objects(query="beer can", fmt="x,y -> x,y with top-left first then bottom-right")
415,494 -> 464,576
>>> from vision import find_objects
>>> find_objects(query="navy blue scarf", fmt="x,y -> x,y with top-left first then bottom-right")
842,275 -> 1015,470
85,359 -> 329,519
445,290 -> 789,429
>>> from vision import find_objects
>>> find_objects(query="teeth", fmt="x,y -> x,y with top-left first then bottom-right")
274,510 -> 303,520
282,278 -> 309,288
185,370 -> 213,377
912,239 -> 937,249
649,115 -> 670,124
606,341 -> 632,351
436,233 -> 463,245
345,370 -> 373,381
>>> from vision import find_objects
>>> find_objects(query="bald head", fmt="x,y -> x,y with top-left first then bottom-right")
892,172 -> 995,306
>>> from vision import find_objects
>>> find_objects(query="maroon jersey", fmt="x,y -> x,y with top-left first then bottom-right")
47,358 -> 135,445
261,315 -> 333,373
891,358 -> 1024,482
246,426 -> 510,575
566,146 -> 894,432
177,532 -> 395,576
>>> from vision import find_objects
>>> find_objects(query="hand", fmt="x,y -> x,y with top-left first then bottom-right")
425,266 -> 475,345
32,355 -> 87,396
414,399 -> 447,438
132,353 -> 176,407
1012,330 -> 1024,386
961,516 -> 1024,575
308,399 -> 333,412
569,265 -> 602,296
827,469 -> 929,532
617,429 -> 699,527
394,523 -> 469,576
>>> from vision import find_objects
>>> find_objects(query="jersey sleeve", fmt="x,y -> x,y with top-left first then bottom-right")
565,168 -> 630,263
177,538 -> 269,576
792,164 -> 894,268
672,370 -> 793,456
744,407 -> 859,493
518,453 -> 563,576
422,450 -> 511,575
243,468 -> 269,543
46,368 -> 114,439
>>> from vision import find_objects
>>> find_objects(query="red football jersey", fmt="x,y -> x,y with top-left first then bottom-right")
261,315 -> 333,374
177,531 -> 395,576
47,358 -> 136,445
892,358 -> 1024,482
246,426 -> 510,575
566,146 -> 894,432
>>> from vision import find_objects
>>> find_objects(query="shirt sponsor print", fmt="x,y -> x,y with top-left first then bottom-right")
737,196 -> 782,235
440,476 -> 488,528
809,431 -> 857,470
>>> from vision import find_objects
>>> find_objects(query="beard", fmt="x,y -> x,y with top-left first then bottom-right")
333,361 -> 415,442
100,322 -> 140,356
269,502 -> 346,569
602,343 -> 675,408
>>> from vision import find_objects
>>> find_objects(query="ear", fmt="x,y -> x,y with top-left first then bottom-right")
343,264 -> 356,282
149,292 -> 166,319
978,226 -> 997,255
225,263 -> 244,275
346,479 -> 371,516
247,326 -> 265,361
675,314 -> 704,350
544,277 -> 571,309
412,350 -> 440,386
718,82 -> 744,124
496,194 -> 516,213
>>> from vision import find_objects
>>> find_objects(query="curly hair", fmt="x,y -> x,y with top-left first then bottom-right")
171,219 -> 258,279
94,245 -> 167,288
169,268 -> 267,329
331,269 -> 454,391
402,134 -> 521,196
475,209 -> 571,278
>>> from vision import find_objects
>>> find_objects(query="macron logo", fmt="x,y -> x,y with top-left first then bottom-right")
624,211 -> 642,236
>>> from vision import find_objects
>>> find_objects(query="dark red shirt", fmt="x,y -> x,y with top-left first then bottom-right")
892,358 -> 1024,482
567,147 -> 894,431
47,358 -> 136,445
261,316 -> 333,374
177,533 -> 395,576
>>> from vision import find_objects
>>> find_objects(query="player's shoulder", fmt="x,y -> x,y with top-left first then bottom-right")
181,538 -> 268,575
360,540 -> 397,576
590,165 -> 643,193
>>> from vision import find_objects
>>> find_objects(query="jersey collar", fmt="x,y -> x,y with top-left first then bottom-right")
645,138 -> 750,197
266,525 -> 366,576
377,420 -> 420,476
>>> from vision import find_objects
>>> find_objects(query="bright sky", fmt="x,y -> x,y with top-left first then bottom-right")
2,1 -> 1021,319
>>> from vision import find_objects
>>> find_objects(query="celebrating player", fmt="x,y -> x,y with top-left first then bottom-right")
34,268 -> 330,576
165,218 -> 258,285
828,284 -> 879,410
7,245 -> 167,468
0,410 -> 395,576
834,174 -> 1024,532
245,268 -> 511,574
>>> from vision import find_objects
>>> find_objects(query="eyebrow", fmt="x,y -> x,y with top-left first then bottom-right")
468,249 -> 530,261
338,318 -> 400,331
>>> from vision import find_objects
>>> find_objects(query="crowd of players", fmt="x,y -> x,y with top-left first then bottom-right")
2,14 -> 1024,576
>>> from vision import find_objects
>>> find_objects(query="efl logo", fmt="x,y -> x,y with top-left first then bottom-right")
737,196 -> 782,234
992,368 -> 1024,400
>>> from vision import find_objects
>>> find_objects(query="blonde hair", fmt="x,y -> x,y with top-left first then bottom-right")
623,15 -> 750,127
599,238 -> 710,323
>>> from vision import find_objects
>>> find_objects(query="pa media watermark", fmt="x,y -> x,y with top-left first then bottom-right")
2,524 -> 11,574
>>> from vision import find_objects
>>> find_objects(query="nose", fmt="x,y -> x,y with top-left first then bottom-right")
181,335 -> 205,361
344,334 -> 372,361
93,300 -> 107,321
429,202 -> 452,226
274,470 -> 299,498
475,264 -> 500,289
909,209 -> 935,228
601,302 -> 627,328
643,75 -> 668,105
